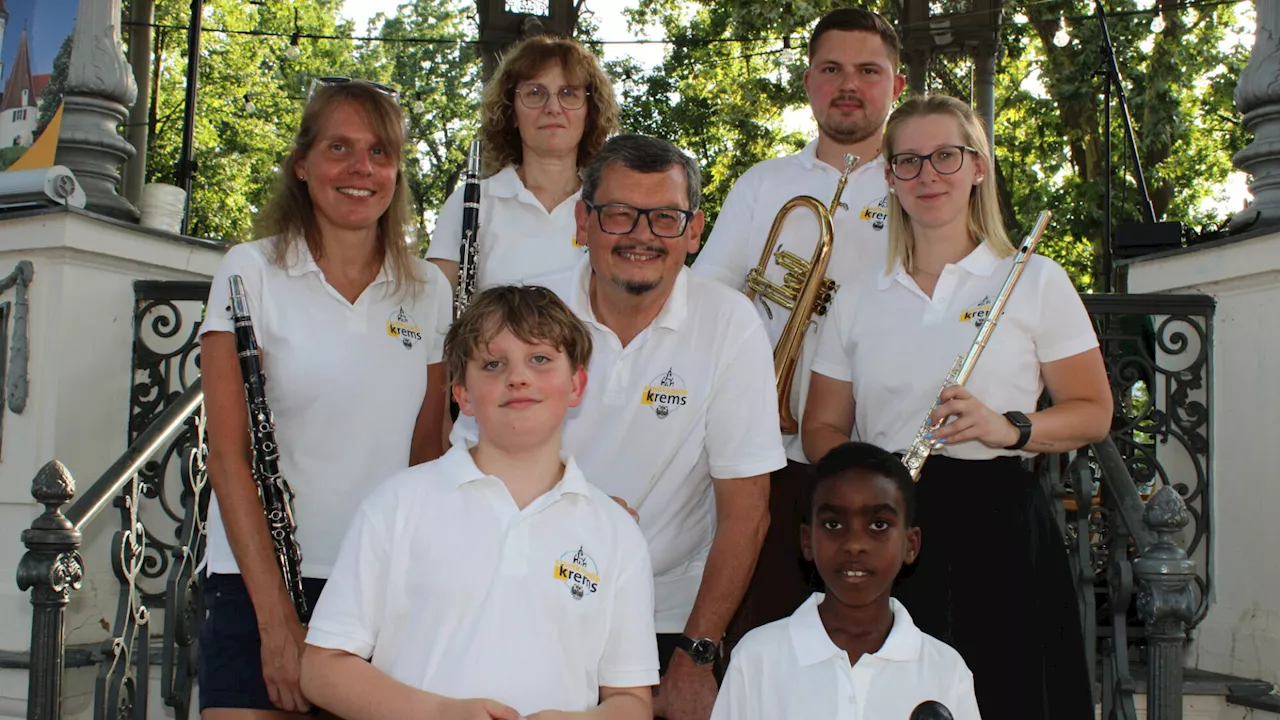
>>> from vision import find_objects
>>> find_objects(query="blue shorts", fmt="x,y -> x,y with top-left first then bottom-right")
198,572 -> 327,712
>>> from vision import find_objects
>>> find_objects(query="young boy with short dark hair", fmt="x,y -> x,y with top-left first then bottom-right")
301,285 -> 659,720
711,442 -> 981,720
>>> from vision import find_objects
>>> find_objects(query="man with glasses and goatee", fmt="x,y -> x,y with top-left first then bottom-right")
452,134 -> 786,720
690,8 -> 907,650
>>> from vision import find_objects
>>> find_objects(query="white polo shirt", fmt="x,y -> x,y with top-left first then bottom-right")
452,258 -> 787,632
691,141 -> 891,462
711,594 -> 981,720
810,241 -> 1099,461
427,165 -> 587,288
305,444 -> 659,715
199,237 -> 451,578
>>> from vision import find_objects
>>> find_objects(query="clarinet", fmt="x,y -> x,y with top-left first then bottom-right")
454,138 -> 482,320
900,210 -> 1052,481
229,274 -> 309,623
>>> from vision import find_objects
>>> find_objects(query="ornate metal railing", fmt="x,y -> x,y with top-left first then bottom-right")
1040,292 -> 1213,719
16,280 -> 209,720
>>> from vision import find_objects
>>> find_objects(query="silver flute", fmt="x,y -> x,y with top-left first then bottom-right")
901,210 -> 1052,481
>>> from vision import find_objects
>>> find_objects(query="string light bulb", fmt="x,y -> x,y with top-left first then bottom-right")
1053,16 -> 1071,47
1150,11 -> 1166,33
284,9 -> 302,61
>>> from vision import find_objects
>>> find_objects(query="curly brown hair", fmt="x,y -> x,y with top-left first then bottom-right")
254,80 -> 420,294
443,285 -> 593,387
478,35 -> 618,176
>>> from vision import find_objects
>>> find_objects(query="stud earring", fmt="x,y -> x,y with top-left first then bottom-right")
975,175 -> 985,184
888,187 -> 896,195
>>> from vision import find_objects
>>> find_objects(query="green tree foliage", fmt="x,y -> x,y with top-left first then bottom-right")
35,35 -> 73,142
613,0 -> 1252,290
357,0 -> 482,253
143,0 -> 363,240
138,0 -> 480,244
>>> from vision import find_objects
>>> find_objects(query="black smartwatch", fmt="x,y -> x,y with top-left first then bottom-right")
675,635 -> 719,665
1003,411 -> 1032,450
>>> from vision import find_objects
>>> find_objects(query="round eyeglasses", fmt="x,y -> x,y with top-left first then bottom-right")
515,84 -> 590,111
584,202 -> 694,238
888,145 -> 978,181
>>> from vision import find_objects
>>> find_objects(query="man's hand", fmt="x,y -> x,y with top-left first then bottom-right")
611,496 -> 640,523
259,615 -> 311,713
436,697 -> 522,720
653,652 -> 717,720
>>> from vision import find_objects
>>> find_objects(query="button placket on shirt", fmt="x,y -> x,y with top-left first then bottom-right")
497,486 -> 566,576
601,327 -> 651,406
834,655 -> 859,720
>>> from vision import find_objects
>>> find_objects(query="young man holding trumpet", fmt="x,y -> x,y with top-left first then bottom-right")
691,7 -> 907,644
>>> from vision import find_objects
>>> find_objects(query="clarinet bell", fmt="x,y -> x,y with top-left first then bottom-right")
909,701 -> 955,720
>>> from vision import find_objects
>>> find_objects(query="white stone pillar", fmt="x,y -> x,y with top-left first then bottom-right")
1230,1 -> 1280,233
54,0 -> 140,221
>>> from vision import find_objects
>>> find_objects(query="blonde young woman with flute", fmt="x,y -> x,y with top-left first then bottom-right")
801,95 -> 1111,720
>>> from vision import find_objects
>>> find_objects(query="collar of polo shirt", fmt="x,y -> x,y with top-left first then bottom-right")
796,139 -> 888,175
565,255 -> 689,333
279,234 -> 394,285
879,240 -> 1002,290
439,441 -> 592,498
486,166 -> 528,200
789,594 -> 923,666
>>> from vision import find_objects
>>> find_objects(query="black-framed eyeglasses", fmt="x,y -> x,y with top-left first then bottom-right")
308,76 -> 400,102
888,145 -> 978,181
584,201 -> 694,238
515,84 -> 590,111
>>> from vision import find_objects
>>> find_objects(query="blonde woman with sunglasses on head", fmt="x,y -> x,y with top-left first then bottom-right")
428,35 -> 619,292
197,78 -> 452,720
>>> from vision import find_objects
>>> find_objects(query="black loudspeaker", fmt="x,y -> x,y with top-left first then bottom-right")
1114,221 -> 1184,258
909,701 -> 955,720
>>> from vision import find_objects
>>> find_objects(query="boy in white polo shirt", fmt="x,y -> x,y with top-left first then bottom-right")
300,285 -> 659,720
711,442 -> 981,720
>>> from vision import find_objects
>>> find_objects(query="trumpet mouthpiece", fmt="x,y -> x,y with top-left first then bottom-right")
842,153 -> 858,176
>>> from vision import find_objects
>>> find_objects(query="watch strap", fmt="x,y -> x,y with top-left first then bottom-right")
675,634 -> 719,665
1003,411 -> 1032,450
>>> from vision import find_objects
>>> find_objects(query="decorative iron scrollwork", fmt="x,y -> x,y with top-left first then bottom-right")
1042,293 -> 1213,717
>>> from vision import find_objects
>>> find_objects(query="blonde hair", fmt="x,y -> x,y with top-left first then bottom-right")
443,285 -> 593,386
255,80 -> 420,294
883,95 -> 1013,274
479,35 -> 619,176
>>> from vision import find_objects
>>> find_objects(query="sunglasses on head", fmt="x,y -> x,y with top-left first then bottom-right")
307,76 -> 400,102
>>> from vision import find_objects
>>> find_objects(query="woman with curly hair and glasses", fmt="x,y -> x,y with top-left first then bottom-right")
428,35 -> 619,291
197,78 -> 452,719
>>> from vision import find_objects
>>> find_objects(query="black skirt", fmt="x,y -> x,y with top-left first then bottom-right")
892,455 -> 1093,720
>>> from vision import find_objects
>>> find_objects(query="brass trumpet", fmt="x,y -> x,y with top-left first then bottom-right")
745,153 -> 856,434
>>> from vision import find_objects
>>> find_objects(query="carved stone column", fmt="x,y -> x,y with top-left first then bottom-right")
1231,1 -> 1280,232
54,0 -> 140,220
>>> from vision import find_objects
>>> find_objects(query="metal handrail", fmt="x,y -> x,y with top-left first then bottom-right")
64,377 -> 204,529
1091,435 -> 1157,552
